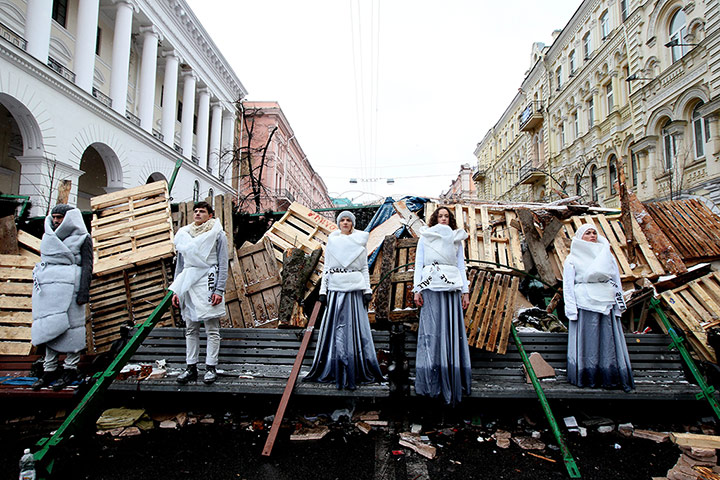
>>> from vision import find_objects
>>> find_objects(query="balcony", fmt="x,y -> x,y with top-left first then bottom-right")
191,154 -> 199,165
518,162 -> 545,185
472,168 -> 486,181
47,56 -> 76,83
173,143 -> 183,155
275,188 -> 295,202
518,101 -> 543,132
125,110 -> 140,127
92,87 -> 112,108
152,128 -> 164,142
0,22 -> 26,50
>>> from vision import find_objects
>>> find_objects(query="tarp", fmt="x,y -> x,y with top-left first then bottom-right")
365,196 -> 428,269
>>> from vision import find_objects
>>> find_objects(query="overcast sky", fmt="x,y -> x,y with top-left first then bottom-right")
186,0 -> 581,203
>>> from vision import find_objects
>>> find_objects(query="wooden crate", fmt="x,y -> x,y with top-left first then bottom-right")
264,202 -> 337,293
0,251 -> 36,355
91,181 -> 175,275
88,258 -> 177,353
232,238 -> 282,328
372,236 -> 418,323
550,214 -> 665,282
464,268 -> 519,354
425,202 -> 524,272
660,271 -> 720,363
644,199 -> 720,265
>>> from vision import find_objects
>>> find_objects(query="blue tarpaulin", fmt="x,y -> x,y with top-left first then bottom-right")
365,196 -> 428,269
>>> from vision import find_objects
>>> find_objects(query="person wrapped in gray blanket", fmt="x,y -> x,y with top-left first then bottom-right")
31,204 -> 92,391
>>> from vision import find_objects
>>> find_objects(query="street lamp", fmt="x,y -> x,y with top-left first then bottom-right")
664,38 -> 698,48
626,73 -> 653,82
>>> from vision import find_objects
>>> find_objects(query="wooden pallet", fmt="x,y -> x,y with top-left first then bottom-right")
372,236 -> 418,324
91,181 -> 175,275
263,202 -> 337,293
644,199 -> 720,265
550,214 -> 665,283
0,250 -> 36,355
232,238 -> 282,328
464,268 -> 519,354
660,271 -> 720,363
88,258 -> 177,353
425,202 -> 524,272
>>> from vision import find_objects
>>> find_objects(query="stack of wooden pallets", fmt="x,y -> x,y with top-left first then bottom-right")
644,199 -> 720,266
231,238 -> 282,328
0,231 -> 41,355
88,182 -> 177,353
371,237 -> 418,324
660,271 -> 720,363
91,181 -> 175,275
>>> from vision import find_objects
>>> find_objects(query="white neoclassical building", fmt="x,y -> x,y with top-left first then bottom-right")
0,0 -> 246,215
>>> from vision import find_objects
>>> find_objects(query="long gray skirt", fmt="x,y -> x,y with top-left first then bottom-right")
415,290 -> 472,405
304,291 -> 385,390
567,309 -> 634,392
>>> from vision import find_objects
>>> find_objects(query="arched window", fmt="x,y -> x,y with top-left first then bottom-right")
192,180 -> 200,202
620,0 -> 629,21
608,155 -> 618,195
583,32 -> 592,59
590,165 -> 599,202
669,9 -> 687,62
662,121 -> 677,170
693,103 -> 708,159
630,151 -> 638,187
208,188 -> 214,200
575,174 -> 582,196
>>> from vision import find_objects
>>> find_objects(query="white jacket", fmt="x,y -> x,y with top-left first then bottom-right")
320,230 -> 371,294
413,224 -> 469,293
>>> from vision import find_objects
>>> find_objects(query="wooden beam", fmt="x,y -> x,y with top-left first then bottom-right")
516,208 -> 557,285
56,179 -> 72,205
0,216 -> 19,255
670,432 -> 720,449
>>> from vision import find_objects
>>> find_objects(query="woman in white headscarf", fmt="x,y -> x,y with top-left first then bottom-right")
412,206 -> 472,406
563,223 -> 634,392
305,211 -> 384,389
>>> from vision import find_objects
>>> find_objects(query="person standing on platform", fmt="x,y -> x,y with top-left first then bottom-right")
171,202 -> 228,385
412,206 -> 472,406
563,223 -> 634,392
31,205 -> 93,391
305,211 -> 384,389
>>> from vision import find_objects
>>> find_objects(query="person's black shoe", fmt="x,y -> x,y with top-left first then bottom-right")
31,370 -> 60,391
52,368 -> 78,391
203,365 -> 217,384
177,364 -> 198,384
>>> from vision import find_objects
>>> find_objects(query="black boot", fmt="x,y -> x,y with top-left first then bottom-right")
31,370 -> 60,391
177,364 -> 198,384
203,365 -> 217,385
52,368 -> 78,391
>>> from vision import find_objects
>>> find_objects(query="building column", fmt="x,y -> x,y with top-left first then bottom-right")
138,26 -> 160,133
195,88 -> 210,170
73,0 -> 100,93
161,50 -> 179,147
179,70 -> 197,159
209,102 -> 223,177
220,110 -> 235,180
705,114 -> 720,160
109,0 -> 135,114
610,71 -> 620,111
25,0 -> 52,63
591,87 -> 601,125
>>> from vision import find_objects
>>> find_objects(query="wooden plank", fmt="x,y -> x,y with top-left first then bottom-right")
0,326 -> 31,340
91,181 -> 167,209
367,214 -> 403,257
670,432 -> 720,449
0,268 -> 32,281
480,206 -> 492,263
0,341 -> 31,355
17,231 -> 41,255
0,297 -> 31,310
497,277 -> 519,354
0,255 -> 36,268
0,311 -> 32,324
393,200 -> 425,237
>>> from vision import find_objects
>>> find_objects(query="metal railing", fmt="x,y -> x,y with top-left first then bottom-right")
92,87 -> 112,108
275,188 -> 295,202
518,100 -> 543,129
125,110 -> 140,127
0,22 -> 26,50
152,128 -> 164,141
47,56 -> 76,83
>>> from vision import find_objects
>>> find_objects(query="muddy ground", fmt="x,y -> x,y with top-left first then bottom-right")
1,394 -> 713,479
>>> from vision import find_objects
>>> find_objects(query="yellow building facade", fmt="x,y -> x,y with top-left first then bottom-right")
474,0 -> 720,210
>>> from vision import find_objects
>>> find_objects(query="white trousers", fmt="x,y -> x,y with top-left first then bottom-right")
44,345 -> 80,372
185,317 -> 221,366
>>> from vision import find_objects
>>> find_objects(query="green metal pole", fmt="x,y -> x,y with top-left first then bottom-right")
512,325 -> 581,478
649,298 -> 720,421
33,291 -> 174,478
167,157 -> 184,194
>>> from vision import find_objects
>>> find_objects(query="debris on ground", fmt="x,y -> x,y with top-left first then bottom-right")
634,429 -> 670,443
398,432 -> 436,459
290,425 -> 329,441
492,430 -> 511,449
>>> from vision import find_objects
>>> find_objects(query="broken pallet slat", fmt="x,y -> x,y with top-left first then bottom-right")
234,237 -> 281,328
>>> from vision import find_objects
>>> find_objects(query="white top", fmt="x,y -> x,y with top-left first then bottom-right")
320,230 -> 372,294
412,224 -> 469,293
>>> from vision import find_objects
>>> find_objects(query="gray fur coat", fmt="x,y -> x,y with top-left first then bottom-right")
31,209 -> 90,353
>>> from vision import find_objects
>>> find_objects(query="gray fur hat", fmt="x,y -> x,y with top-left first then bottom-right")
51,204 -> 74,216
336,210 -> 356,228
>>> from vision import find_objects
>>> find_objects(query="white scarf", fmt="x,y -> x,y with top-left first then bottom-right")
414,224 -> 468,292
324,230 -> 368,269
565,224 -> 624,312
